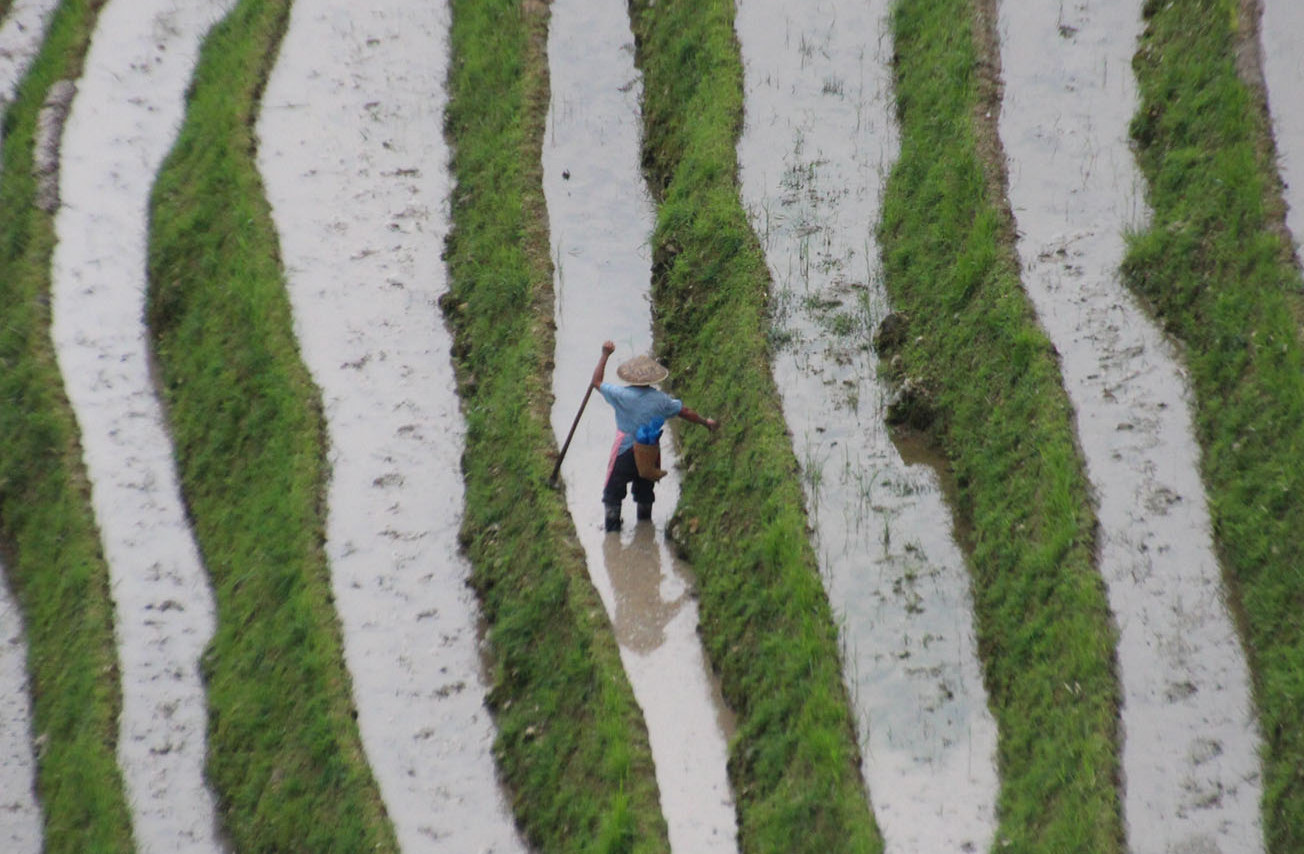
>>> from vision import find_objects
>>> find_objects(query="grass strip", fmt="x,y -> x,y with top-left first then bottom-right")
1124,1 -> 1304,847
145,1 -> 397,850
876,0 -> 1125,849
0,0 -> 134,850
628,0 -> 884,850
442,0 -> 668,849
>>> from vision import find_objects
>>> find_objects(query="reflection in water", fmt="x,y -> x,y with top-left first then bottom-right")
543,0 -> 739,847
603,523 -> 686,654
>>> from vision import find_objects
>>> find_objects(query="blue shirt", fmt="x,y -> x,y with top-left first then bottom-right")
598,383 -> 683,453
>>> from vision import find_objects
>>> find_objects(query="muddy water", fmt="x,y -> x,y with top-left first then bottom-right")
734,3 -> 1000,852
0,567 -> 40,854
1260,0 -> 1304,258
255,3 -> 524,851
543,0 -> 738,849
48,1 -> 237,850
997,1 -> 1264,851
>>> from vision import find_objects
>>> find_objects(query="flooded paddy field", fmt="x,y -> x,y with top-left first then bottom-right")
735,0 -> 998,850
255,0 -> 523,848
49,0 -> 233,849
1259,0 -> 1304,258
0,4 -> 56,850
544,0 -> 737,847
0,567 -> 40,853
2,0 -> 1303,849
998,0 -> 1262,850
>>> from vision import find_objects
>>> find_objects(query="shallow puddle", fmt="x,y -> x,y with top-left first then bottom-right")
1260,0 -> 1304,258
997,1 -> 1264,850
48,1 -> 235,850
544,0 -> 738,849
734,3 -> 1000,852
255,2 -> 524,851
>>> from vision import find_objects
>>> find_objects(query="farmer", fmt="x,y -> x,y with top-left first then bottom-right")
592,340 -> 718,531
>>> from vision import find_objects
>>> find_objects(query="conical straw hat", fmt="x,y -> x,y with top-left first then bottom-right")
616,354 -> 669,386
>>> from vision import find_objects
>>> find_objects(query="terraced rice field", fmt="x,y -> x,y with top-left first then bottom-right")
1,0 -> 1302,851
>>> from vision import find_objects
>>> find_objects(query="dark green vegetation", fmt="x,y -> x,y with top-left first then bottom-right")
877,0 -> 1125,849
1124,0 -> 1304,847
628,0 -> 884,850
443,0 -> 669,849
0,0 -> 134,850
145,0 -> 397,850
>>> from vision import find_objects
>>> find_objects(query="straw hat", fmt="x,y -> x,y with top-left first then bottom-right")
616,354 -> 669,386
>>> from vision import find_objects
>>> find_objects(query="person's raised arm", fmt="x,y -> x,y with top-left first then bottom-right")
678,406 -> 719,432
592,340 -> 616,389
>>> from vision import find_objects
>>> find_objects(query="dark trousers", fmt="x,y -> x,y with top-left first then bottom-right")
603,447 -> 655,507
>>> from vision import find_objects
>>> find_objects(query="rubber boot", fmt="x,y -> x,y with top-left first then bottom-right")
636,502 -> 653,522
604,503 -> 622,532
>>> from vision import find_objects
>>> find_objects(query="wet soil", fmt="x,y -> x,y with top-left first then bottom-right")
995,1 -> 1263,850
1258,0 -> 1304,260
255,1 -> 523,850
543,0 -> 738,848
48,1 -> 236,850
734,2 -> 1000,851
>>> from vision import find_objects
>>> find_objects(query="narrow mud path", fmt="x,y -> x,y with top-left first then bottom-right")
996,1 -> 1263,850
48,1 -> 235,850
255,2 -> 524,850
0,5 -> 57,850
543,0 -> 738,848
1259,0 -> 1304,258
734,2 -> 1000,851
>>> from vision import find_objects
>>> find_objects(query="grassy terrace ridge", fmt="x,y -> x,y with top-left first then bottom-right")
628,0 -> 883,850
878,0 -> 1125,849
1124,0 -> 1304,847
443,0 -> 669,849
0,0 -> 134,850
145,0 -> 397,850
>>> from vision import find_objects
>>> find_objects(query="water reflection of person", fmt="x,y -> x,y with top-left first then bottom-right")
591,340 -> 719,532
603,522 -> 686,655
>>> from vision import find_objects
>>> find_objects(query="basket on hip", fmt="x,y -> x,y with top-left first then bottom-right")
633,418 -> 667,481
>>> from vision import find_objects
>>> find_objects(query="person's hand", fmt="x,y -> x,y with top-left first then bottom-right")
706,417 -> 720,432
601,340 -> 616,356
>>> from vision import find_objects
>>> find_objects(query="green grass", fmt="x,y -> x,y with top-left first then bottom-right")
876,0 -> 1124,849
628,0 -> 884,850
0,0 -> 134,850
145,1 -> 397,850
443,0 -> 669,850
1124,0 -> 1304,848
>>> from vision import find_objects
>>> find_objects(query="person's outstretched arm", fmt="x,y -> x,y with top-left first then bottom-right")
592,340 -> 615,389
679,406 -> 719,432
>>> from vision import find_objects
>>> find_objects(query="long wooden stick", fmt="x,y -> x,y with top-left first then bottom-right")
551,383 -> 595,485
